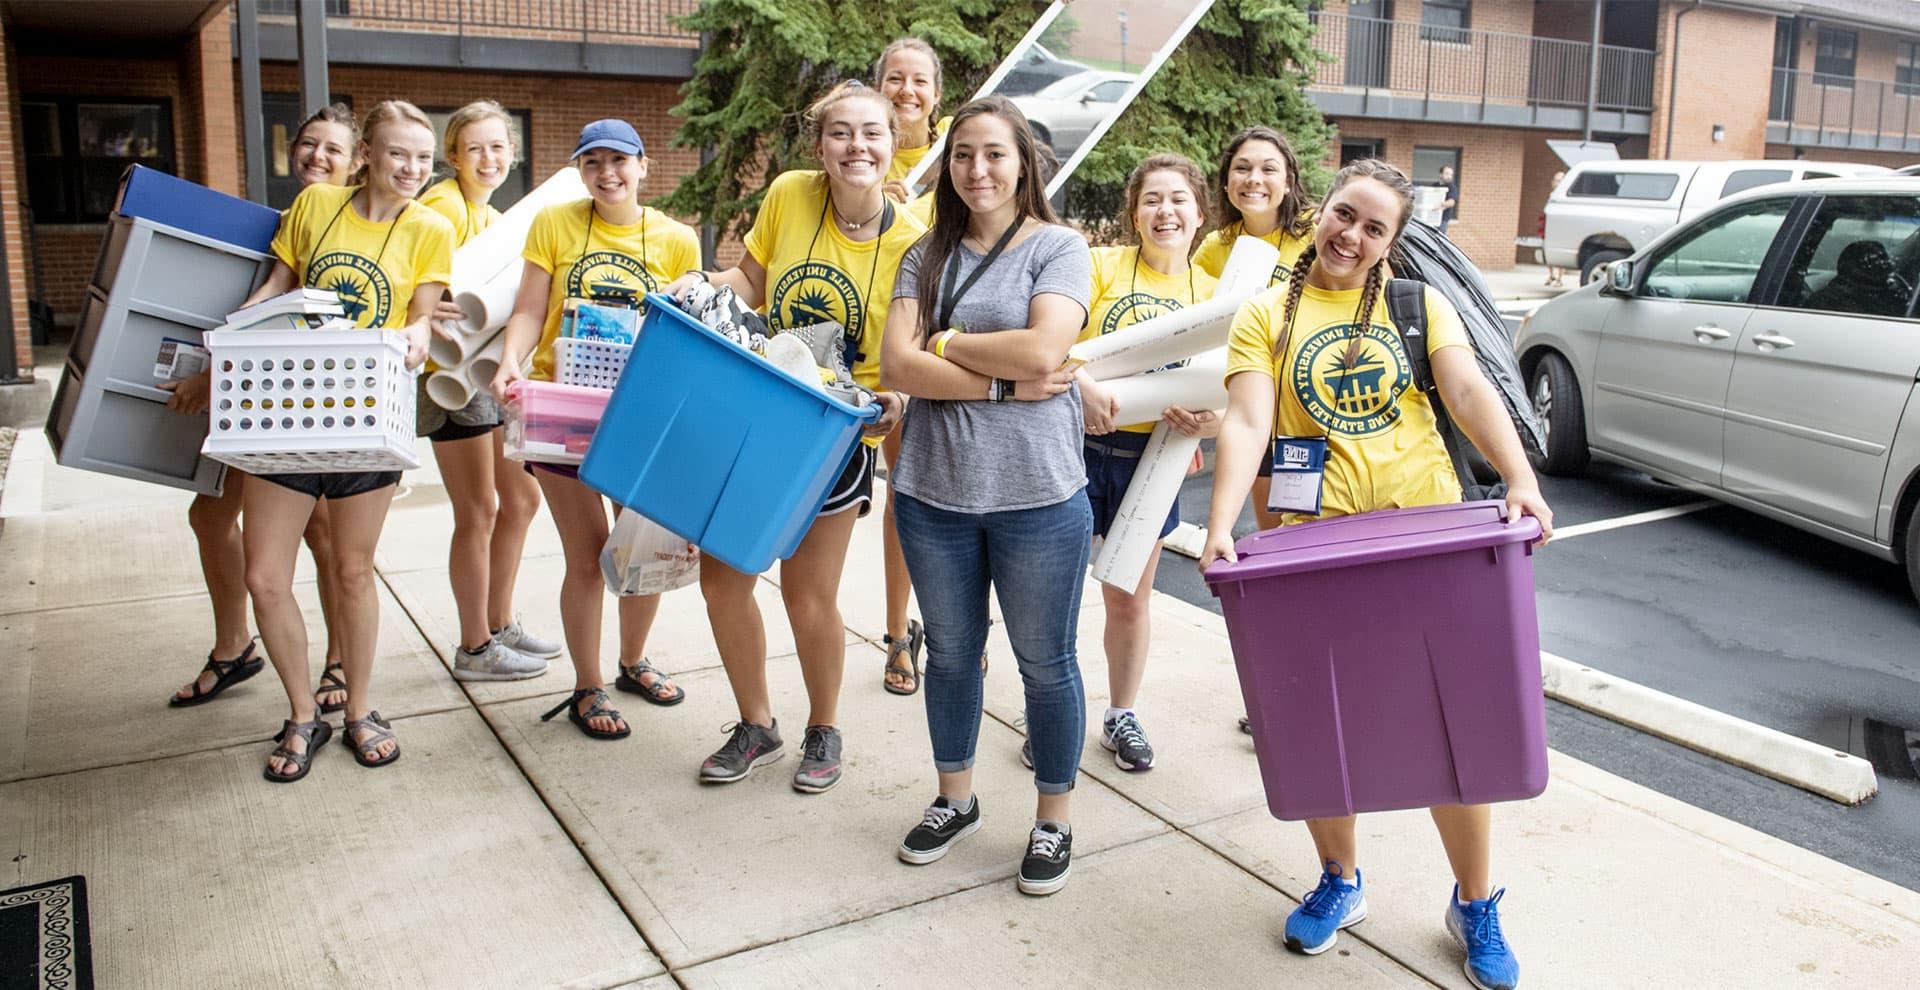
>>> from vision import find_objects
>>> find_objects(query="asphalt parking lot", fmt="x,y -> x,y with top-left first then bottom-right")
1155,453 -> 1920,891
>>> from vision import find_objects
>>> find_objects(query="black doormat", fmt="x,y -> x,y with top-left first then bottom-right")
0,876 -> 92,990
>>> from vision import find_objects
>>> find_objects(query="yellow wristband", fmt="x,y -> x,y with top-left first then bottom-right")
934,329 -> 958,359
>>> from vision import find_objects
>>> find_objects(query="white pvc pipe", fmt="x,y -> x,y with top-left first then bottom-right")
1070,290 -> 1252,381
1090,422 -> 1203,590
1107,348 -> 1227,424
425,327 -> 505,411
448,167 -> 589,336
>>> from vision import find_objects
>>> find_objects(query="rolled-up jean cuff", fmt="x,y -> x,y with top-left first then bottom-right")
1034,778 -> 1076,796
934,758 -> 975,774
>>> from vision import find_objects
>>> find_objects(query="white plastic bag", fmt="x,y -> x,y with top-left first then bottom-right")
599,508 -> 700,596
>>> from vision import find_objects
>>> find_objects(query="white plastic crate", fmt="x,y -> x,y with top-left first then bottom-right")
202,327 -> 420,473
552,335 -> 631,389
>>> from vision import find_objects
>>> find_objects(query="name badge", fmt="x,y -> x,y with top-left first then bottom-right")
1267,436 -> 1328,515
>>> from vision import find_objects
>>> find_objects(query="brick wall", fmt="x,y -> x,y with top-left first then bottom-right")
1325,116 -> 1528,270
1652,1 -> 1773,159
1,29 -> 30,378
183,5 -> 238,195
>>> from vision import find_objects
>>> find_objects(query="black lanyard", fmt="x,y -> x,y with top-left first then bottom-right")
801,191 -> 891,369
311,187 -> 405,278
576,203 -> 649,304
938,217 -> 1023,332
1128,246 -> 1195,304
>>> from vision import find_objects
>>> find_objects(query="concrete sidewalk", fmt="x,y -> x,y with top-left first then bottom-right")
3,372 -> 1918,986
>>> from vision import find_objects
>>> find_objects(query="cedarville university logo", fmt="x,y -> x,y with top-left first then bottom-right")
1290,322 -> 1412,437
306,252 -> 392,327
771,262 -> 864,362
568,251 -> 657,309
1101,293 -> 1189,371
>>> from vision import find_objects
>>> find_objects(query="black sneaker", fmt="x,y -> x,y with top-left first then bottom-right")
1016,822 -> 1073,896
1102,711 -> 1155,771
699,719 -> 783,784
897,795 -> 982,865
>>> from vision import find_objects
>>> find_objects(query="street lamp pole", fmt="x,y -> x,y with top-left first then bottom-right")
1118,10 -> 1129,72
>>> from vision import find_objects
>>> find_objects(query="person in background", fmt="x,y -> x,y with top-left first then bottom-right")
415,100 -> 560,682
1068,153 -> 1219,774
1438,164 -> 1460,238
1543,170 -> 1566,288
881,96 -> 1094,897
1199,159 -> 1551,988
491,119 -> 699,740
165,103 -> 359,712
238,100 -> 452,780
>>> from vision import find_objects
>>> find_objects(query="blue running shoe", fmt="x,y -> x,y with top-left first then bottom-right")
1446,886 -> 1520,990
1284,865 -> 1367,955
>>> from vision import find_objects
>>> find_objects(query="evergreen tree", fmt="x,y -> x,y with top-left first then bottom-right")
660,0 -> 1332,240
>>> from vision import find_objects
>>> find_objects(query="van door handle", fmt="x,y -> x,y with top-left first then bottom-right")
1692,325 -> 1731,342
1752,330 -> 1796,351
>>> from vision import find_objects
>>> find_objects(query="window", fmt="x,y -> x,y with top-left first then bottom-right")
1775,196 -> 1920,318
1087,79 -> 1131,103
1640,198 -> 1793,304
1721,169 -> 1792,198
1411,146 -> 1460,184
25,96 -> 174,223
1900,41 -> 1920,97
1340,139 -> 1384,166
422,105 -> 533,211
1421,0 -> 1470,44
1815,28 -> 1856,88
1568,170 -> 1680,201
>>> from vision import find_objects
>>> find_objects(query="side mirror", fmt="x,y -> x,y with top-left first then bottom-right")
1605,259 -> 1635,296
1080,92 -> 1096,106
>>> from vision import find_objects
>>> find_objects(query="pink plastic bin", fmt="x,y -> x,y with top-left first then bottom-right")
502,380 -> 610,465
1204,501 -> 1547,821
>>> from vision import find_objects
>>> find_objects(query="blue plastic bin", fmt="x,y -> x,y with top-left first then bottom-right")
114,165 -> 281,253
579,293 -> 879,573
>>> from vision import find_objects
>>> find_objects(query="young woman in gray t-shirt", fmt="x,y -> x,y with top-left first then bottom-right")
880,96 -> 1094,897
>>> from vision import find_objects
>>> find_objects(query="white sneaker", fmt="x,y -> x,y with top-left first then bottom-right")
452,640 -> 548,681
493,618 -> 562,660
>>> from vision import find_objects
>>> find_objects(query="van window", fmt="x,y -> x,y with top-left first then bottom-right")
1640,198 -> 1794,303
1721,169 -> 1792,198
1804,172 -> 1839,180
1569,171 -> 1680,200
1775,195 -> 1920,318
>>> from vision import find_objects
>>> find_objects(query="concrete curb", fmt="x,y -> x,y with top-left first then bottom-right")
1541,651 -> 1880,805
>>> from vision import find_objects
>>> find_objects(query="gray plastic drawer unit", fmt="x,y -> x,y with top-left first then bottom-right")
47,215 -> 271,495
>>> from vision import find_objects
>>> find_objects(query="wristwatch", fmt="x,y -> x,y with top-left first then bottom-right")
988,378 -> 1014,402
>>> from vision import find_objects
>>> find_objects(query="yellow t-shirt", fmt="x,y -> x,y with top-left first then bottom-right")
1193,216 -> 1314,289
271,183 -> 454,330
1080,246 -> 1220,433
521,198 -> 702,382
886,115 -> 951,183
744,169 -> 928,397
1225,281 -> 1469,520
418,177 -> 501,247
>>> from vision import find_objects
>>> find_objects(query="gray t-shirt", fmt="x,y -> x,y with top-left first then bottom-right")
891,224 -> 1093,513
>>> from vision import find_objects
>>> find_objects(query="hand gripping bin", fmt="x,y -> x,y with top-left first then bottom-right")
578,293 -> 879,574
1204,501 -> 1548,821
201,328 -> 420,474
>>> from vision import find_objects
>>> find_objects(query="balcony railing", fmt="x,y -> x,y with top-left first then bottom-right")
1309,12 -> 1655,114
1768,67 -> 1920,149
256,0 -> 700,48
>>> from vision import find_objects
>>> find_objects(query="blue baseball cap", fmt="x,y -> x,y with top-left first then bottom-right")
572,119 -> 644,159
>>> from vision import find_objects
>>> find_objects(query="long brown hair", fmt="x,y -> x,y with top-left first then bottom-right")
1215,125 -> 1313,240
1120,152 -> 1209,246
293,103 -> 358,156
912,96 -> 1059,342
1271,159 -> 1416,357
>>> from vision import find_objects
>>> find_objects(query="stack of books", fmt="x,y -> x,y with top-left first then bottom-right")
218,288 -> 351,332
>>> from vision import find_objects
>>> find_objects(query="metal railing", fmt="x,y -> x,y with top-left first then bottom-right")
1768,67 -> 1920,148
1308,12 -> 1655,113
255,0 -> 700,47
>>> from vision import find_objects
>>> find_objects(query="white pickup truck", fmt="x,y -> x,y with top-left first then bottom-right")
1543,158 -> 1888,285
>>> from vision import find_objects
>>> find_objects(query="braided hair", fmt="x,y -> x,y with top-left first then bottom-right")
1270,159 -> 1416,358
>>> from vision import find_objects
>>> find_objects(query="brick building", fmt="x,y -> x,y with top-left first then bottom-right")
5,0 -> 1920,380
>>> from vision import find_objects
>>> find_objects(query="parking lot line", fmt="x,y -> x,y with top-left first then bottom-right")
1553,500 -> 1717,541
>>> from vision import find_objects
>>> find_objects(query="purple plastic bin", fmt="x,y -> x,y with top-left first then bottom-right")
1204,501 -> 1547,821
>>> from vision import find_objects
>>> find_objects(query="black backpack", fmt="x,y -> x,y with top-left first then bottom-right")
1385,277 -> 1507,502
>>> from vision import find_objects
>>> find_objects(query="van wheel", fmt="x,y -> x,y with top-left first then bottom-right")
1581,250 -> 1627,286
1528,353 -> 1589,476
1904,503 -> 1920,608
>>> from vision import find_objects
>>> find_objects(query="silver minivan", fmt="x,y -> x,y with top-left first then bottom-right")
1516,178 -> 1920,604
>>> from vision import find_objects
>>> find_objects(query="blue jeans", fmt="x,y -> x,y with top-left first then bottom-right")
894,490 -> 1093,795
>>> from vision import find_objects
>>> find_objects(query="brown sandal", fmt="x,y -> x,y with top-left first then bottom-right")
343,710 -> 400,767
263,717 -> 332,783
314,663 -> 348,714
615,660 -> 685,707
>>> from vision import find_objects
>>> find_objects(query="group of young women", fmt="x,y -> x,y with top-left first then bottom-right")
158,35 -> 1548,989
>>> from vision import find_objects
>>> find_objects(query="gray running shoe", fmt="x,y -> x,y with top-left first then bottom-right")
699,719 -> 784,783
1102,711 -> 1155,771
493,618 -> 562,661
792,725 -> 844,794
451,639 -> 548,682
